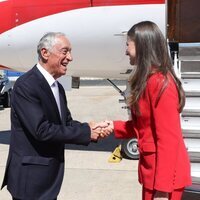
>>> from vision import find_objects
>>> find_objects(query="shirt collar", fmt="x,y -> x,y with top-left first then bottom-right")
37,63 -> 56,87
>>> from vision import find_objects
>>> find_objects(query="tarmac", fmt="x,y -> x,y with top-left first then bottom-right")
0,83 -> 142,200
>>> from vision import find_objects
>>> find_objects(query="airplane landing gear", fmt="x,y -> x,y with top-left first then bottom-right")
121,138 -> 139,160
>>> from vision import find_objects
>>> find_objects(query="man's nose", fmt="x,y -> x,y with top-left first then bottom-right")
67,52 -> 73,61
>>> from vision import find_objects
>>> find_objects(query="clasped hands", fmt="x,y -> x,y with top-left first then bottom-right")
89,120 -> 114,141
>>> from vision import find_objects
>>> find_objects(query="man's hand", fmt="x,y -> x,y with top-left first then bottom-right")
89,121 -> 114,141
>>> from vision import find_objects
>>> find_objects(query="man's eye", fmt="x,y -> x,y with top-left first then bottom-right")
62,50 -> 70,55
63,51 -> 67,55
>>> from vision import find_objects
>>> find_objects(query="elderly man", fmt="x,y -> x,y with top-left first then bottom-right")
1,32 -> 107,200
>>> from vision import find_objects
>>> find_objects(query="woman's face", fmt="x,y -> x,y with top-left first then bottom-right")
126,37 -> 136,66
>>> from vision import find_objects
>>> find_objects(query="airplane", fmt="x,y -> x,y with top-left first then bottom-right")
0,1 -> 200,198
0,0 -> 199,151
0,0 -> 200,77
0,0 -> 166,78
0,0 -> 167,160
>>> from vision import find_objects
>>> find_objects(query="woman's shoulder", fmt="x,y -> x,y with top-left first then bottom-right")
146,71 -> 177,102
147,72 -> 166,91
148,72 -> 165,83
146,71 -> 176,94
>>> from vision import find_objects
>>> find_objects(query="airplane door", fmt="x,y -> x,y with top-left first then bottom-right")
167,0 -> 200,43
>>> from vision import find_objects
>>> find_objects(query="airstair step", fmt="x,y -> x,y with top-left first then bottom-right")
184,138 -> 200,153
184,176 -> 200,198
182,78 -> 200,90
182,119 -> 200,138
182,110 -> 200,117
192,176 -> 200,184
181,61 -> 200,74
189,152 -> 200,163
183,97 -> 200,116
182,72 -> 200,79
185,97 -> 200,107
191,163 -> 200,178
181,116 -> 200,126
185,91 -> 200,97
183,132 -> 200,139
182,78 -> 200,97
179,43 -> 200,61
190,155 -> 200,177
182,125 -> 200,134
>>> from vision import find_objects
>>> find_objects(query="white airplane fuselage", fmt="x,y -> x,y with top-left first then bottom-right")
0,0 -> 166,78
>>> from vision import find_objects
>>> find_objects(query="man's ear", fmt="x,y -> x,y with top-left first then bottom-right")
40,48 -> 50,61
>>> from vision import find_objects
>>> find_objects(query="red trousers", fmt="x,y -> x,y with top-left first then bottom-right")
142,187 -> 184,200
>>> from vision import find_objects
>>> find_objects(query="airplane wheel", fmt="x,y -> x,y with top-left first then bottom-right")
121,138 -> 139,160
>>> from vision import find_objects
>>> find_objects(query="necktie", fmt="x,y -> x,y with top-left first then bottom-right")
51,81 -> 61,117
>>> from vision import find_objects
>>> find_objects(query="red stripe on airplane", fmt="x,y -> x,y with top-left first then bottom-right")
0,65 -> 13,70
92,0 -> 164,6
0,0 -> 165,34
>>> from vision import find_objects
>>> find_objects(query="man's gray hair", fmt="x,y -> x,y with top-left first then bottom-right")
37,32 -> 66,60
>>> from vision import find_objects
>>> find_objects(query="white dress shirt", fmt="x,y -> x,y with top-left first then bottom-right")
37,63 -> 61,117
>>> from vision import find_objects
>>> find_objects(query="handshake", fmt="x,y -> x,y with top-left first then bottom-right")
89,120 -> 114,141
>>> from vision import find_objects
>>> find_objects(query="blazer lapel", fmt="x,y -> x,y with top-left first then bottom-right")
58,84 -> 67,125
33,66 -> 61,121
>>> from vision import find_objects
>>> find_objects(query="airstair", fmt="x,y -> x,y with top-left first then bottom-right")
176,43 -> 200,198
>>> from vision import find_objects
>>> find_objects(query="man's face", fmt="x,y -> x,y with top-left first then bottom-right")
47,36 -> 73,79
126,37 -> 136,66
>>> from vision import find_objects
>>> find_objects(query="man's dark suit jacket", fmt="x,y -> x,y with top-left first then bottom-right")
1,66 -> 91,200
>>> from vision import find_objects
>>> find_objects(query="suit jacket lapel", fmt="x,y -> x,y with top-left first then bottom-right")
33,66 -> 62,121
58,84 -> 67,125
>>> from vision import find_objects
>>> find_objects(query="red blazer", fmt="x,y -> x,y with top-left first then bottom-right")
114,72 -> 191,192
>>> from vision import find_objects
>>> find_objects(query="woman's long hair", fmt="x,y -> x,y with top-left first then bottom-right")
127,21 -> 185,114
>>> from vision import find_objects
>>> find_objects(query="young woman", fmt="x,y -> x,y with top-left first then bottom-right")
108,21 -> 191,200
